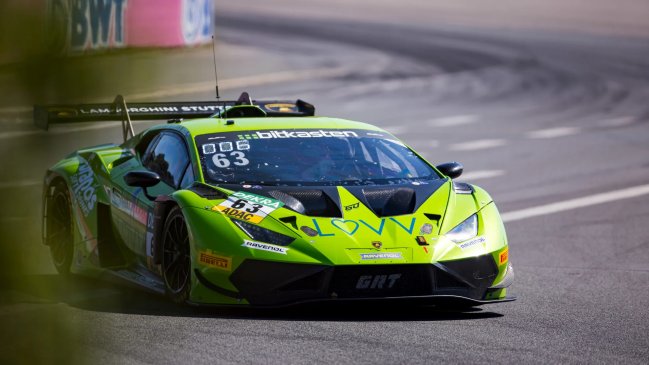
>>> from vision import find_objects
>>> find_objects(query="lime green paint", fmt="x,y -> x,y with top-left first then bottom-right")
43,115 -> 511,305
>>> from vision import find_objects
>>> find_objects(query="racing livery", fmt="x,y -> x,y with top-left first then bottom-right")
37,93 -> 514,307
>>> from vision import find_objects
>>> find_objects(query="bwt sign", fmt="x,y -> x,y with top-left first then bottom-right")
70,0 -> 126,49
49,0 -> 214,52
181,0 -> 213,45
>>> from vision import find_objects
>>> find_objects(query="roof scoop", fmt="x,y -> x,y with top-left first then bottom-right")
237,91 -> 254,105
215,105 -> 267,118
212,92 -> 267,119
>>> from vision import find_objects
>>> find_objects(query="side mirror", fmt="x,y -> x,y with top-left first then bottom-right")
436,162 -> 463,179
124,170 -> 160,200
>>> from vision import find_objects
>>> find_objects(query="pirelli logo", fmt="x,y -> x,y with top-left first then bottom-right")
499,248 -> 509,265
198,251 -> 232,271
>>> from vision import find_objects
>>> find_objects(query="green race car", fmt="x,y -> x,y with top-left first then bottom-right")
37,93 -> 514,307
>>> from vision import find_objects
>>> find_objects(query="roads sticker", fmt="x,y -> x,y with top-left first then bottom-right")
241,240 -> 288,255
213,191 -> 284,224
110,189 -> 148,225
198,250 -> 232,271
70,158 -> 96,216
457,236 -> 486,250
360,252 -> 402,260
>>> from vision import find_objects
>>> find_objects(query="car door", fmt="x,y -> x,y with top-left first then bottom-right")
110,131 -> 194,265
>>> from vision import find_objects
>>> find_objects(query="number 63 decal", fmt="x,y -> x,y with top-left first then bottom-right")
231,199 -> 262,213
212,151 -> 249,168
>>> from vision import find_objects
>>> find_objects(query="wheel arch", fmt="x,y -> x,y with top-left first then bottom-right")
151,196 -> 180,265
42,171 -> 70,246
42,155 -> 85,247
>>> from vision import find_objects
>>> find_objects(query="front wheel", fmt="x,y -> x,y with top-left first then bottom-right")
161,206 -> 191,304
46,181 -> 74,274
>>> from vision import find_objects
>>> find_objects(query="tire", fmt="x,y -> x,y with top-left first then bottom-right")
47,181 -> 74,274
161,206 -> 192,304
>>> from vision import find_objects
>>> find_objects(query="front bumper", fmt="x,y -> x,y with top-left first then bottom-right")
195,253 -> 514,307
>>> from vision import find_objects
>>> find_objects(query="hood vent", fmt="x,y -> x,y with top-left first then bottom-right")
345,180 -> 447,217
268,189 -> 341,217
363,187 -> 416,217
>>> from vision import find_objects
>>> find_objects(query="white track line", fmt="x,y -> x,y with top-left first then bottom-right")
502,183 -> 649,223
460,170 -> 505,181
526,127 -> 580,139
427,114 -> 478,127
598,116 -> 636,127
449,139 -> 506,151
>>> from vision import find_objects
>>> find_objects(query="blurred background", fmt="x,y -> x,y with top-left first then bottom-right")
1,1 -> 648,364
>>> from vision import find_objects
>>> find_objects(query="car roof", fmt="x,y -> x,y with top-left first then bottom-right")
173,116 -> 387,137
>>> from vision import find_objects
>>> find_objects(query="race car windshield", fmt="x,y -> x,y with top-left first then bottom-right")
195,129 -> 440,186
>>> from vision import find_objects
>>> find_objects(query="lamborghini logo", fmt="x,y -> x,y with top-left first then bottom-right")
372,241 -> 382,249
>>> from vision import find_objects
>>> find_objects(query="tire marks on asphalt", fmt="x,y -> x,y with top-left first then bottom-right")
459,169 -> 505,180
426,114 -> 479,127
449,138 -> 507,151
526,126 -> 581,139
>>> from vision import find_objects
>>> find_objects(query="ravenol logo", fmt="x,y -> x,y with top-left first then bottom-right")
238,130 -> 358,140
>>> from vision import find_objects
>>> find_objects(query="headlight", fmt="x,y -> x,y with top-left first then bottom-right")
232,219 -> 295,246
445,214 -> 478,243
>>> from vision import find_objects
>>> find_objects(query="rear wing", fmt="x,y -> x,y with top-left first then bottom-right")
34,92 -> 315,142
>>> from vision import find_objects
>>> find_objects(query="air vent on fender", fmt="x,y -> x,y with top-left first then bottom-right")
188,182 -> 227,200
268,189 -> 341,217
453,182 -> 474,194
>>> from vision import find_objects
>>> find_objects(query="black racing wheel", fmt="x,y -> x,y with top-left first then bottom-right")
46,181 -> 74,274
161,206 -> 191,304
